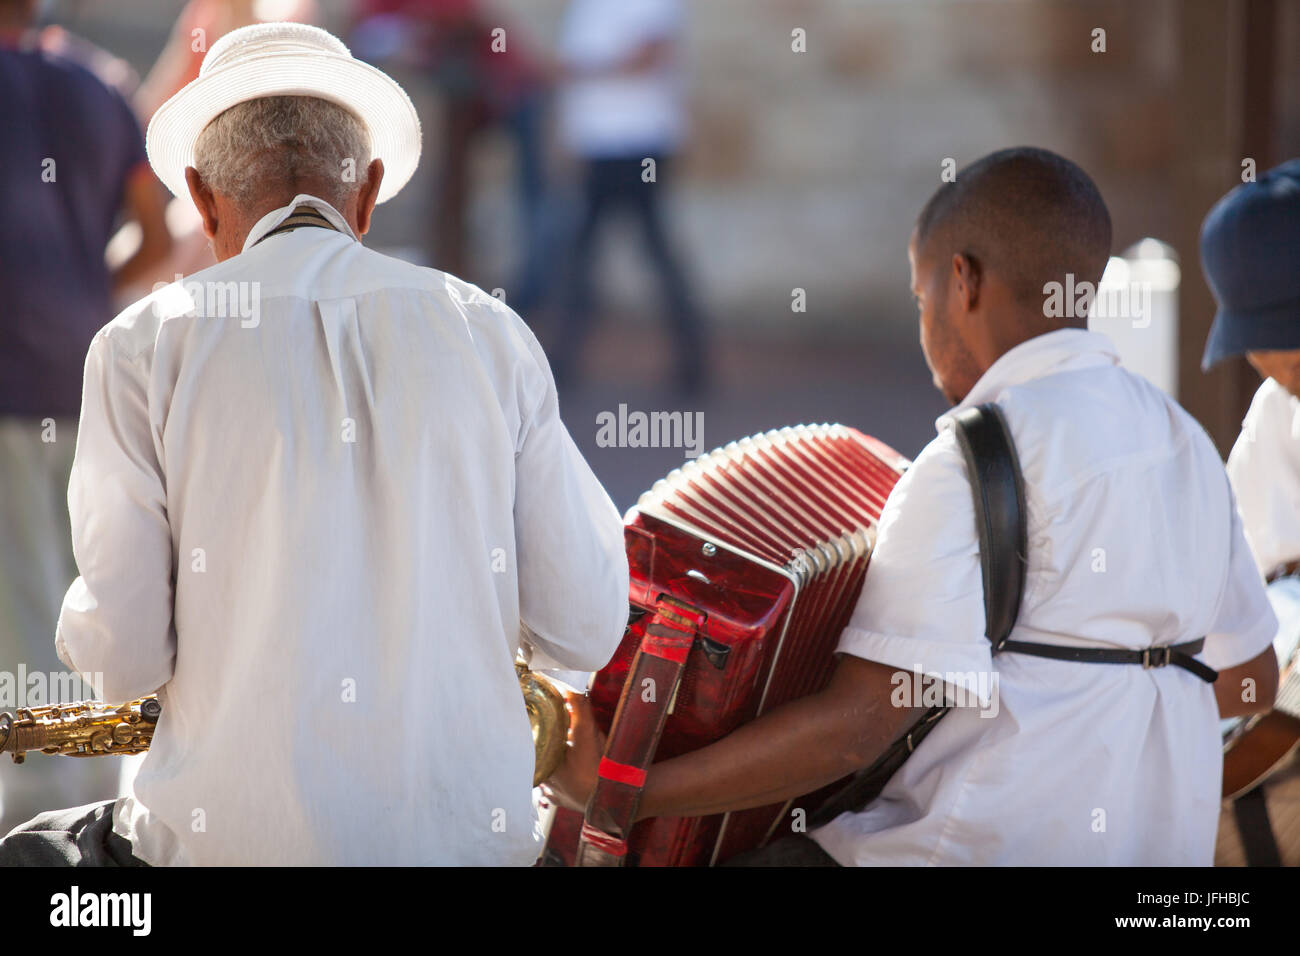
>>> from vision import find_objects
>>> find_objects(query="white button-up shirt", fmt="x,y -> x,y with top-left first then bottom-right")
1227,378 -> 1300,576
55,195 -> 629,865
811,329 -> 1276,865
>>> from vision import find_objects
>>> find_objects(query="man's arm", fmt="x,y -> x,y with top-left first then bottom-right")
513,330 -> 628,672
110,167 -> 173,295
55,330 -> 175,703
1215,644 -> 1279,719
1202,472 -> 1284,716
547,654 -> 923,818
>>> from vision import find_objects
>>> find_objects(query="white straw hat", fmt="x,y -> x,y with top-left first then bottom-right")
146,22 -> 421,205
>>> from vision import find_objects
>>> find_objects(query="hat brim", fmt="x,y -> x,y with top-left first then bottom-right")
1202,296 -> 1300,370
145,50 -> 421,205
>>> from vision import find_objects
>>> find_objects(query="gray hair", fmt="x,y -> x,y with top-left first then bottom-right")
193,95 -> 371,208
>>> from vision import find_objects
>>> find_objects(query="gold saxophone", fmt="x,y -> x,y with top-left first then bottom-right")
0,663 -> 570,787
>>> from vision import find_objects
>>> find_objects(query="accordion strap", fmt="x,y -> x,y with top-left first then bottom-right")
951,403 -> 1028,652
808,402 -> 1027,827
575,595 -> 705,866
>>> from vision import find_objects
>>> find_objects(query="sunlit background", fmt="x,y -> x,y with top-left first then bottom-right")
35,0 -> 1300,508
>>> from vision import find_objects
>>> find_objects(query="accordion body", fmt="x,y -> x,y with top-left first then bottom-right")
544,424 -> 909,866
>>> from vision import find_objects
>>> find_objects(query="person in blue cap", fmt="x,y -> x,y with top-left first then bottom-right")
1203,159 -> 1300,580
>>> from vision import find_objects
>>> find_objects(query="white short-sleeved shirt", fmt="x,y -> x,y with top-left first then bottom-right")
558,0 -> 686,157
54,196 -> 630,865
1226,378 -> 1300,576
810,329 -> 1276,866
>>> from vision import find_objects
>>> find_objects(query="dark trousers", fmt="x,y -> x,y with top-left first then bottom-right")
0,798 -> 148,866
721,834 -> 841,867
555,155 -> 706,392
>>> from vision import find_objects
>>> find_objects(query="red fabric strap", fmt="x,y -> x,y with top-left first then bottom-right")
598,757 -> 648,788
641,633 -> 692,663
580,823 -> 628,857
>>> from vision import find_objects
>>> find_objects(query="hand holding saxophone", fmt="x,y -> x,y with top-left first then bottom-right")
541,692 -> 606,812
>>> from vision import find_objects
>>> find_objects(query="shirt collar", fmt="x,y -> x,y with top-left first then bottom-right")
241,194 -> 358,253
936,328 -> 1121,431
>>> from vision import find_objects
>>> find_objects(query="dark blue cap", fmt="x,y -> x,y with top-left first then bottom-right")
1201,158 -> 1300,370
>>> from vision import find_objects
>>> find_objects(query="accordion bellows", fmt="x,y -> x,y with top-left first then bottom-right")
545,425 -> 909,866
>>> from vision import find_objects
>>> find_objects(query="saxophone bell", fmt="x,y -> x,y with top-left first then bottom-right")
517,661 -> 570,786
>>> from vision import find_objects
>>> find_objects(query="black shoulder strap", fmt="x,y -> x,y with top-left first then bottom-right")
951,403 -> 1028,651
806,403 -> 1027,829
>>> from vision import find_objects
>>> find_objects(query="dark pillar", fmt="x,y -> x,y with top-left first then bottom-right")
1175,0 -> 1279,456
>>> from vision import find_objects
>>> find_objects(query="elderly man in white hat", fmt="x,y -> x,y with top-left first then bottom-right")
0,23 -> 629,866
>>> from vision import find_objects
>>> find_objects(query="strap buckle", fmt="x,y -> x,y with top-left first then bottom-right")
1142,646 -> 1172,669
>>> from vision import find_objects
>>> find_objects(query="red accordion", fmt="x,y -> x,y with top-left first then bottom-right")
543,424 -> 909,866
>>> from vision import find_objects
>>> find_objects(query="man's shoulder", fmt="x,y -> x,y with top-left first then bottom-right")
884,426 -> 972,518
90,283 -> 182,363
92,254 -> 267,360
10,40 -> 135,124
292,242 -> 521,324
1243,376 -> 1295,428
1002,362 -> 1217,468
355,251 -> 538,348
96,246 -> 540,366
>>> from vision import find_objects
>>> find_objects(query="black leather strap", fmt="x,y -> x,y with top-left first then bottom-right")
1231,784 -> 1282,867
1001,637 -> 1218,683
951,404 -> 1028,652
807,404 -> 1026,827
255,207 -> 338,245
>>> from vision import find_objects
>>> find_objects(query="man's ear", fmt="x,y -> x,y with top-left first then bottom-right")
185,167 -> 218,240
355,158 -> 384,236
951,252 -> 982,312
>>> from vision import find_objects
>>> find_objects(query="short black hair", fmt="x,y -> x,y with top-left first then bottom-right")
914,147 -> 1113,309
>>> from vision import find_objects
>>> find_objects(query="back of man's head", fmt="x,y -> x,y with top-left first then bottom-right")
915,147 -> 1113,321
193,95 -> 371,212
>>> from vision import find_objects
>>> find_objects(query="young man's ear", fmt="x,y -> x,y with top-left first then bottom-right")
185,167 -> 218,240
951,252 -> 983,311
355,158 -> 385,236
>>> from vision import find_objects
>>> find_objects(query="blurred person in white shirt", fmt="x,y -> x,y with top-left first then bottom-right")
552,0 -> 705,394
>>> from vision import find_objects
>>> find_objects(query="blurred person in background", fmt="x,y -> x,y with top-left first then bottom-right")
0,0 -> 171,835
1199,158 -> 1300,867
122,0 -> 320,299
1202,159 -> 1300,581
135,0 -> 320,119
551,0 -> 705,395
352,0 -> 551,294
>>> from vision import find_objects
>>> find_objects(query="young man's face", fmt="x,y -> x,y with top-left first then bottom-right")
909,231 -> 976,405
1246,349 -> 1300,398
